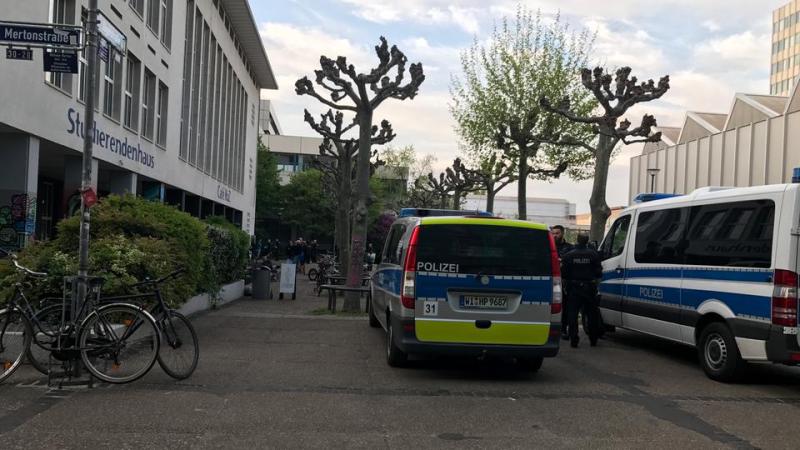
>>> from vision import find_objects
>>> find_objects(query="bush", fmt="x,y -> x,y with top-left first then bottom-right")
1,195 -> 247,309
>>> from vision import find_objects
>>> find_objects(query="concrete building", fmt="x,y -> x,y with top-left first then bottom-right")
463,195 -> 576,228
628,87 -> 800,202
0,0 -> 277,249
771,1 -> 800,95
575,207 -> 625,232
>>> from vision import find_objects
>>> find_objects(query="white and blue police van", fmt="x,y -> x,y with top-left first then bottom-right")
598,184 -> 800,381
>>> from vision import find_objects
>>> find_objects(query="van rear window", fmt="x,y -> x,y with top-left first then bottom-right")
415,225 -> 552,276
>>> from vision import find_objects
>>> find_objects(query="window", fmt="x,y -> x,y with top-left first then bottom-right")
684,200 -> 774,268
124,54 -> 141,130
381,224 -> 406,265
634,208 -> 689,264
160,0 -> 173,48
102,49 -> 123,121
156,82 -> 168,147
142,69 -> 156,140
46,0 -> 75,93
129,0 -> 144,17
601,216 -> 631,260
147,0 -> 160,35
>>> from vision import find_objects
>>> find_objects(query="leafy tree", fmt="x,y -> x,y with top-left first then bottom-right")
254,138 -> 282,239
296,37 -> 425,312
450,7 -> 597,219
280,169 -> 335,241
541,67 -> 670,241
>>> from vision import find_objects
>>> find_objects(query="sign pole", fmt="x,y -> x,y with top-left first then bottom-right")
75,0 -> 99,338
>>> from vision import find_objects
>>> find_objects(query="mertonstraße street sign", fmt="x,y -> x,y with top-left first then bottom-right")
0,21 -> 82,49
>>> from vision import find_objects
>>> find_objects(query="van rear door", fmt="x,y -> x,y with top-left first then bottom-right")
412,221 -> 554,346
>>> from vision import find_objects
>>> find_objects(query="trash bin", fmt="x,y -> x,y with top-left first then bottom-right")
252,267 -> 272,300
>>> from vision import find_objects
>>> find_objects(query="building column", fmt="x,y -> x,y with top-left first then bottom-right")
0,135 -> 40,248
63,155 -> 98,218
108,171 -> 138,196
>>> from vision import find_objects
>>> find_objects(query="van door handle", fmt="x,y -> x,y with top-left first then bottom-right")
615,267 -> 624,274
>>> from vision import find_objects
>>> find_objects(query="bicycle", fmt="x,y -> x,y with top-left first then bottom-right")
28,269 -> 199,381
1,249 -> 161,385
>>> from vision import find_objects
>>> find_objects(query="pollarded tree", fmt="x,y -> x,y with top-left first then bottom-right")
407,176 -> 441,209
462,152 -> 517,213
541,67 -> 670,241
424,172 -> 455,209
450,7 -> 597,220
296,37 -> 424,312
444,158 -> 477,210
304,110 -> 395,271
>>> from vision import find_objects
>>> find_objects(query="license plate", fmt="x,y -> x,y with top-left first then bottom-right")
460,295 -> 508,310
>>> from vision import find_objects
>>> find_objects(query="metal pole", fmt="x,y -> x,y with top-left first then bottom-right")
650,174 -> 656,193
75,0 -> 99,322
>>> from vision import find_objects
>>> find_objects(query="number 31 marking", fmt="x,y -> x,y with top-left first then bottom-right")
424,300 -> 438,316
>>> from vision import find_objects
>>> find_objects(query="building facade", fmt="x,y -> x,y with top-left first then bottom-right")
0,0 -> 277,249
463,195 -> 576,228
771,1 -> 800,95
628,88 -> 800,202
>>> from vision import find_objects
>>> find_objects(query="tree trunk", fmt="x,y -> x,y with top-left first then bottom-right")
344,110 -> 373,312
439,196 -> 448,209
337,157 -> 352,278
517,149 -> 528,220
486,185 -> 495,213
452,188 -> 461,210
589,132 -> 614,243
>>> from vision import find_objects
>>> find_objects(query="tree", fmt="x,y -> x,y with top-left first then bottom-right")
450,7 -> 597,220
541,67 -> 670,241
444,158 -> 477,210
280,169 -> 335,240
296,37 -> 425,312
424,172 -> 454,209
462,152 -> 516,213
406,176 -> 440,208
254,137 -> 282,239
303,110 -> 394,273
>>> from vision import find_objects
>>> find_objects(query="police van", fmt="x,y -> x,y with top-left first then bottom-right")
598,184 -> 800,381
370,211 -> 562,371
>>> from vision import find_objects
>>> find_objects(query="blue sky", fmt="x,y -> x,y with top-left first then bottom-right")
253,0 -> 780,213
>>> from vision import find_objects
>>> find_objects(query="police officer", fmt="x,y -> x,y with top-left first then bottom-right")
561,234 -> 603,348
551,225 -> 573,339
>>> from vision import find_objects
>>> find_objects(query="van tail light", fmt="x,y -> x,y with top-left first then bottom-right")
548,233 -> 562,315
401,226 -> 420,310
772,269 -> 798,327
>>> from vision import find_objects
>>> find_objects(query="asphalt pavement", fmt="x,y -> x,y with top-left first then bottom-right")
2,276 -> 800,449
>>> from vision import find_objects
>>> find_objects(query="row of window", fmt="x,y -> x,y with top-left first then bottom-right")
179,0 -> 248,193
600,200 -> 775,268
771,30 -> 800,55
770,78 -> 794,95
773,11 -> 800,34
771,54 -> 800,74
128,0 -> 173,50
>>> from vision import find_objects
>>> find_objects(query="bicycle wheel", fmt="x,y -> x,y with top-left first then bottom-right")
156,311 -> 199,380
79,304 -> 160,384
26,304 -> 64,375
0,309 -> 32,384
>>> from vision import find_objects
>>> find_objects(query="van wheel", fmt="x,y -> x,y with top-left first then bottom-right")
386,321 -> 408,367
698,322 -> 747,382
368,298 -> 380,328
517,357 -> 543,373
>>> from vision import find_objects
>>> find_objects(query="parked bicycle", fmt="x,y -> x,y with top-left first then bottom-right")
0,249 -> 161,385
26,268 -> 199,381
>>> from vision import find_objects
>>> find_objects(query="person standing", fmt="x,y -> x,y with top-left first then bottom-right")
561,234 -> 603,348
551,225 -> 573,340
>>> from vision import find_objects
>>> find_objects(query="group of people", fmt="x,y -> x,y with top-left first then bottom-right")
550,225 -> 603,349
286,238 -> 318,275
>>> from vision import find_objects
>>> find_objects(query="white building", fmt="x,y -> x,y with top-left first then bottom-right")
0,0 -> 277,248
463,195 -> 576,228
629,88 -> 800,201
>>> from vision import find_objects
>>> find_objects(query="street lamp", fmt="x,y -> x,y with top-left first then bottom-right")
647,168 -> 661,193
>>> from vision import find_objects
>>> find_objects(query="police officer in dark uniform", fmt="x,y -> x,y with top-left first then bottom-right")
551,225 -> 573,339
561,234 -> 603,348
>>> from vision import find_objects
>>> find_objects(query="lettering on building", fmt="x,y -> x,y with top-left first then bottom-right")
67,108 -> 155,168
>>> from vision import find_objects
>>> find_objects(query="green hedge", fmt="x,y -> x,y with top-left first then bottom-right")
1,195 -> 250,308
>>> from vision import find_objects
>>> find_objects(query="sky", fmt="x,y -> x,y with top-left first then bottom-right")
252,0 -> 780,213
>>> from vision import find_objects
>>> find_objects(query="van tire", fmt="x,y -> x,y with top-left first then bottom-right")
386,322 -> 408,367
517,356 -> 543,373
698,322 -> 747,382
368,298 -> 380,328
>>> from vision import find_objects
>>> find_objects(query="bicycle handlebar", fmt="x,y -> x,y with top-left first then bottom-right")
131,267 -> 186,288
1,248 -> 48,278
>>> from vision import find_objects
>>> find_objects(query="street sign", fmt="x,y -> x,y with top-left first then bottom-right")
43,50 -> 78,74
98,40 -> 108,63
0,21 -> 81,49
97,12 -> 126,53
6,48 -> 33,61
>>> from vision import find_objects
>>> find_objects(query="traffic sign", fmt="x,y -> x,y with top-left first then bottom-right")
6,48 -> 33,61
43,50 -> 78,74
0,21 -> 81,49
97,12 -> 126,53
98,40 -> 109,63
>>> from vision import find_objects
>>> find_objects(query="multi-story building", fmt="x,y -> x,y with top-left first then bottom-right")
0,0 -> 277,249
463,195 -> 576,228
771,1 -> 800,95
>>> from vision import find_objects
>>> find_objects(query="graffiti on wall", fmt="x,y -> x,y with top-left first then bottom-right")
0,192 -> 37,249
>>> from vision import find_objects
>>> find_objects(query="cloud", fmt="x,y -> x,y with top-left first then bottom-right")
693,31 -> 770,74
701,19 -> 721,32
339,0 -> 483,34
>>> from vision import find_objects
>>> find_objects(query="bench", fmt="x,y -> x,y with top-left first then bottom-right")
319,284 -> 371,313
